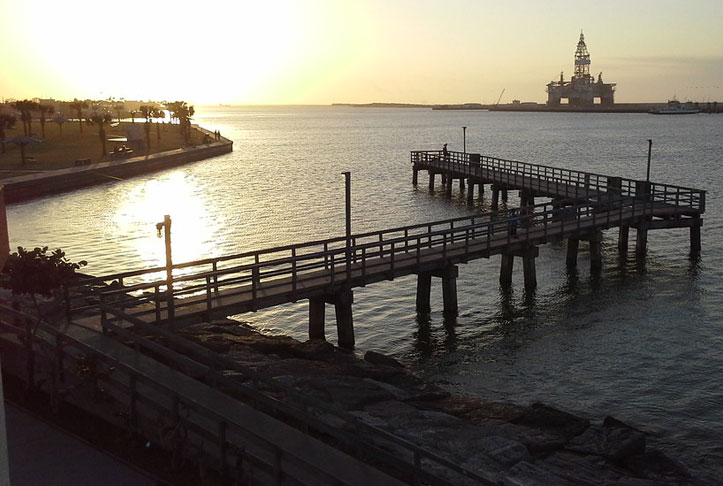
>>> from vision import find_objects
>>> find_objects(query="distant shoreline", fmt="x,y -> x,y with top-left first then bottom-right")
331,101 -> 722,113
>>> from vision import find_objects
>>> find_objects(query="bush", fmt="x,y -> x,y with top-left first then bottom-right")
3,246 -> 87,297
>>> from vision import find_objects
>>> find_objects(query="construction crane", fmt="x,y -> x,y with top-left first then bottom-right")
495,88 -> 506,105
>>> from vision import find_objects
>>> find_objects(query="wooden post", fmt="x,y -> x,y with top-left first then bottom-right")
412,167 -> 418,186
635,223 -> 648,255
459,178 -> 465,191
499,253 -> 514,286
309,297 -> 326,340
589,231 -> 603,269
491,185 -> 500,211
519,191 -> 528,207
334,289 -> 355,348
501,189 -> 508,202
618,225 -> 629,252
416,272 -> 432,313
445,176 -> 453,196
522,252 -> 537,289
428,172 -> 435,190
466,178 -> 475,205
690,217 -> 702,256
566,238 -> 580,267
439,266 -> 459,317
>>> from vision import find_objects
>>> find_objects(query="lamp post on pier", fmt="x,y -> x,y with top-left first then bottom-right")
646,139 -> 653,182
156,215 -> 175,329
462,126 -> 467,154
342,171 -> 352,284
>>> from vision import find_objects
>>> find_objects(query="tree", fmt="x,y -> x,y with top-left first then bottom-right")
113,103 -> 124,123
167,101 -> 194,144
88,112 -> 114,156
3,246 -> 87,319
53,116 -> 67,136
0,113 -> 17,154
38,104 -> 54,138
69,98 -> 89,133
140,105 -> 153,150
11,99 -> 39,136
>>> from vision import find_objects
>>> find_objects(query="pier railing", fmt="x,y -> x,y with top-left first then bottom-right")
94,303 -> 495,485
3,304 -> 483,485
66,189 -> 688,323
411,150 -> 706,212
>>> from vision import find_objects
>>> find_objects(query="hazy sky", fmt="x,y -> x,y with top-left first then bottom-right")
1,0 -> 721,105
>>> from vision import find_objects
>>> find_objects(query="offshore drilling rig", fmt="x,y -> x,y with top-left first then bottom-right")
546,32 -> 616,107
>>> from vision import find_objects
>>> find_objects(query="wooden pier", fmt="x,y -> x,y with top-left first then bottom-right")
67,150 -> 704,349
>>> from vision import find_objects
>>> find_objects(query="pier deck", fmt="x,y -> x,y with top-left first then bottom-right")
67,150 -> 704,348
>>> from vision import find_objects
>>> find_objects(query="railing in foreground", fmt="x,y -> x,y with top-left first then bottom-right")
97,303 -> 496,485
411,150 -> 706,212
68,192 -> 676,323
1,304 -> 496,484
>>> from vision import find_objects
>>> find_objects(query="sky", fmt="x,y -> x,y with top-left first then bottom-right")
1,0 -> 722,105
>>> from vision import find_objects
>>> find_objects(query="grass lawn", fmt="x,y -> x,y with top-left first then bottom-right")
0,120 -> 206,179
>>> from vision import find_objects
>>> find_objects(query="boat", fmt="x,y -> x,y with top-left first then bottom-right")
649,99 -> 699,115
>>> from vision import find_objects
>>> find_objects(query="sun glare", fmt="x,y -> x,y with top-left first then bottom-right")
113,172 -> 221,274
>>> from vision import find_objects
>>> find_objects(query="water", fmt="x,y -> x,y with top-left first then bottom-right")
8,107 -> 723,477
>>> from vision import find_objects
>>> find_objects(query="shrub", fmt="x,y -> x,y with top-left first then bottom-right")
3,246 -> 87,298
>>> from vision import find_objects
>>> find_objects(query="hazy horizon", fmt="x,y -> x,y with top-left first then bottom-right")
2,0 -> 722,105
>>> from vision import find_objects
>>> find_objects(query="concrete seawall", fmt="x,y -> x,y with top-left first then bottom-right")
2,127 -> 233,204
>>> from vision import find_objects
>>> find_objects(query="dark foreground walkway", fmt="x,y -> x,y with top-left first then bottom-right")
5,402 -> 157,486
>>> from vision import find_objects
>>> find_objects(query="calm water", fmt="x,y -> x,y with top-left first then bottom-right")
8,107 -> 723,478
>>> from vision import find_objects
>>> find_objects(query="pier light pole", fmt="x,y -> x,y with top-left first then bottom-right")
646,139 -> 653,182
156,215 -> 175,329
342,171 -> 352,285
462,126 -> 467,153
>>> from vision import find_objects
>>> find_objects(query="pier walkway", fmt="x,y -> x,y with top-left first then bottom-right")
66,150 -> 704,348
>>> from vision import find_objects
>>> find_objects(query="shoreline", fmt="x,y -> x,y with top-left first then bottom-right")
0,125 -> 232,204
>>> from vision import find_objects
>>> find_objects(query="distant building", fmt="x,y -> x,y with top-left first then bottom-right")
546,32 -> 616,107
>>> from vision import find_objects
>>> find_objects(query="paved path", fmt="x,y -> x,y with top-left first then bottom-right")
4,402 -> 157,486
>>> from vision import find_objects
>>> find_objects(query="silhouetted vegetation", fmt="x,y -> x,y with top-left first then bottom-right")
69,98 -> 89,133
0,113 -> 17,153
88,112 -> 114,156
11,99 -> 39,136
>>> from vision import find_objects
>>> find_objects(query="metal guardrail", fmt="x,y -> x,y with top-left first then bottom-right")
411,150 -> 706,212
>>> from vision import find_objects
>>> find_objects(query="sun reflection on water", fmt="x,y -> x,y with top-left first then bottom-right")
112,172 -> 221,280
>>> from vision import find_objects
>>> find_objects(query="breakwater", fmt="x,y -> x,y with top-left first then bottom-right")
1,127 -> 232,204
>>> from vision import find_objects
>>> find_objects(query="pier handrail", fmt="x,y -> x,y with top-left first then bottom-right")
95,303 -> 495,485
411,150 -> 706,212
0,305 -> 411,485
69,192 -> 667,322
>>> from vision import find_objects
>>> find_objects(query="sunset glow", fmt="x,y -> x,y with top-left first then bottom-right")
1,0 -> 722,104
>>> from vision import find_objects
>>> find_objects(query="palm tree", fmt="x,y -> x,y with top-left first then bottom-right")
11,100 -> 39,136
69,98 -> 89,133
89,112 -> 114,156
53,116 -> 68,136
0,113 -> 17,154
38,104 -> 54,137
140,105 -> 153,150
167,101 -> 194,144
113,103 -> 124,123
